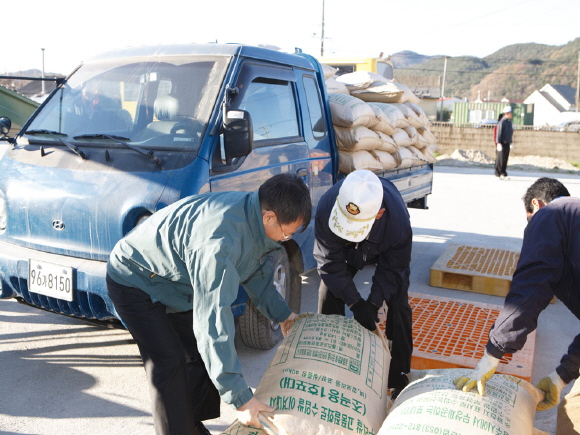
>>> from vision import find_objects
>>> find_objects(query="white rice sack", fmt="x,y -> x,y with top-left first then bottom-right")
368,103 -> 409,129
391,103 -> 423,129
368,104 -> 396,136
418,127 -> 438,144
254,314 -> 391,435
376,131 -> 399,153
321,63 -> 338,80
415,131 -> 430,150
404,126 -> 418,146
396,83 -> 421,104
339,150 -> 383,173
335,71 -> 374,91
392,128 -> 413,148
421,145 -> 438,163
373,150 -> 398,170
395,147 -> 419,168
325,77 -> 350,95
379,369 -> 543,435
334,125 -> 383,151
408,146 -> 429,165
404,102 -> 430,127
328,93 -> 376,128
350,82 -> 404,104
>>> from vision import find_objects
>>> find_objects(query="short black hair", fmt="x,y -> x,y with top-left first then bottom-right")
523,177 -> 570,213
259,173 -> 311,232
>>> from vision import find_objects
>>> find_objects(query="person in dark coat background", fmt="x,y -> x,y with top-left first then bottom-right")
313,169 -> 413,394
495,106 -> 514,179
454,177 -> 580,434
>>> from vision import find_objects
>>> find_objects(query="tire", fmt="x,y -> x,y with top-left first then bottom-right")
239,244 -> 302,350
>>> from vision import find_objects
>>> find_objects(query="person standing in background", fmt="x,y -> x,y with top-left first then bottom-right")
495,106 -> 513,180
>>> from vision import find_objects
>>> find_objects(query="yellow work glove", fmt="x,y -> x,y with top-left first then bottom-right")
454,351 -> 500,396
536,372 -> 566,411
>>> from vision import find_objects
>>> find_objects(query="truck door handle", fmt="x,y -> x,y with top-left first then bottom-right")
296,168 -> 308,178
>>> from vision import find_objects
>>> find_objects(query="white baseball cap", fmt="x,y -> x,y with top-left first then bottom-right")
329,170 -> 383,242
502,106 -> 512,113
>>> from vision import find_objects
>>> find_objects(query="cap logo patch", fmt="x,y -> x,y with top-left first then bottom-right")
346,202 -> 360,216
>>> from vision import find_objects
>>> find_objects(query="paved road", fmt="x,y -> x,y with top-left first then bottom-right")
2,166 -> 580,434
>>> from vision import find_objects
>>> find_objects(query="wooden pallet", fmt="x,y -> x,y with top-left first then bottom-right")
378,292 -> 535,382
430,243 -> 519,297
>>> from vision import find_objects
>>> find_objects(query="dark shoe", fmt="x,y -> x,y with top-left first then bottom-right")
194,421 -> 212,435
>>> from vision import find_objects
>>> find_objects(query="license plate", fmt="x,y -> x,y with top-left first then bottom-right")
29,259 -> 74,302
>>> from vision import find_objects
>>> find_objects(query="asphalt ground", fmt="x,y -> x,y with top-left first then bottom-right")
2,165 -> 580,434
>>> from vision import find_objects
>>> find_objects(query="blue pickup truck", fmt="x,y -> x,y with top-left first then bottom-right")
0,44 -> 432,349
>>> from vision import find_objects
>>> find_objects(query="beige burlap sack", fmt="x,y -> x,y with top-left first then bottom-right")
376,131 -> 398,153
396,83 -> 421,104
395,147 -> 422,168
378,368 -> 543,435
390,103 -> 423,129
325,78 -> 350,95
404,102 -> 430,128
334,125 -> 383,152
335,71 -> 374,91
350,82 -> 404,104
254,314 -> 391,435
403,126 -> 418,146
321,64 -> 338,80
373,150 -> 399,170
418,127 -> 438,145
392,128 -> 412,148
368,103 -> 409,129
220,421 -> 268,435
328,93 -> 376,128
368,104 -> 396,136
338,150 -> 383,174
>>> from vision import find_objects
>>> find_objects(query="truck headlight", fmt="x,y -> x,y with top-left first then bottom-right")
0,197 -> 6,231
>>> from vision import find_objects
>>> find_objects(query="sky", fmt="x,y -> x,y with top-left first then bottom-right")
3,0 -> 580,76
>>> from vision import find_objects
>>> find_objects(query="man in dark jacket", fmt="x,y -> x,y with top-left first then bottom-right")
494,106 -> 514,179
454,177 -> 580,432
314,169 -> 413,392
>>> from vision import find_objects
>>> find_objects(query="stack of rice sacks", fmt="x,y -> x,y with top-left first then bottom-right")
323,64 -> 439,175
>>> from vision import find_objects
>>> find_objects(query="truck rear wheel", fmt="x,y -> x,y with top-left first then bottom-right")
239,245 -> 301,350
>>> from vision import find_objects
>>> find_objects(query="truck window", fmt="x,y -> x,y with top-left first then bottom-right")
236,77 -> 299,142
303,76 -> 325,139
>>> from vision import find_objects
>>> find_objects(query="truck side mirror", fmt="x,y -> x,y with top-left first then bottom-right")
223,110 -> 253,161
0,116 -> 11,138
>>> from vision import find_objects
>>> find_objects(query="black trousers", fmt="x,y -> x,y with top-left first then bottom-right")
317,266 -> 413,391
107,274 -> 220,435
494,142 -> 511,177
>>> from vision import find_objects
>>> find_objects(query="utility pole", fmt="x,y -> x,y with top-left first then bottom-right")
41,48 -> 46,95
576,50 -> 579,112
320,0 -> 325,57
439,56 -> 449,121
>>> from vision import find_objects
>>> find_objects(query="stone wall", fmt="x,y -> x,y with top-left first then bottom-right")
430,124 -> 580,163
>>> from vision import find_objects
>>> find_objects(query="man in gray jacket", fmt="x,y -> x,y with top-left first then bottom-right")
107,173 -> 311,435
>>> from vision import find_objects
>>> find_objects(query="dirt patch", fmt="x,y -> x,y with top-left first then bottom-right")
436,149 -> 580,173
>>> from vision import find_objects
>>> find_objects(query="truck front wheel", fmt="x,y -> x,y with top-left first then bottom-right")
239,244 -> 301,350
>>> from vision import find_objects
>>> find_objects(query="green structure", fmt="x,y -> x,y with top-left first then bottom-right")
0,86 -> 39,133
452,102 -> 534,126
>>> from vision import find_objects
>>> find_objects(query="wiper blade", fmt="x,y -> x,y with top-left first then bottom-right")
74,134 -> 160,165
26,129 -> 87,160
25,129 -> 67,137
74,133 -> 131,141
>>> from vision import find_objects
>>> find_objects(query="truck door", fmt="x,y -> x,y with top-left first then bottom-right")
209,62 -> 310,194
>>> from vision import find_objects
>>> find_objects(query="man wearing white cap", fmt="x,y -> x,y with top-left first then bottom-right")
314,169 -> 413,393
495,106 -> 514,180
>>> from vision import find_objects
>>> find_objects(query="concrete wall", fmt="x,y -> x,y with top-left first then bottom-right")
430,124 -> 580,163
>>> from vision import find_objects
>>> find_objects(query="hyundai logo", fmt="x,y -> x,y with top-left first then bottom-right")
52,220 -> 65,230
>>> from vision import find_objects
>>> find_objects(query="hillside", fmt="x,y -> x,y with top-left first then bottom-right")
393,38 -> 580,102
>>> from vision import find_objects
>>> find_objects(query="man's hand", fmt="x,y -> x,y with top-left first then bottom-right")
236,397 -> 274,427
496,143 -> 502,151
454,351 -> 500,396
350,299 -> 378,331
536,372 -> 566,411
280,312 -> 297,336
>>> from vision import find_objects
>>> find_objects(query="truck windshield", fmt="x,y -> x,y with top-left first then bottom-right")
24,55 -> 228,151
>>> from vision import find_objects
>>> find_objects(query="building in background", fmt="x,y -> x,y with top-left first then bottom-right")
524,84 -> 580,127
